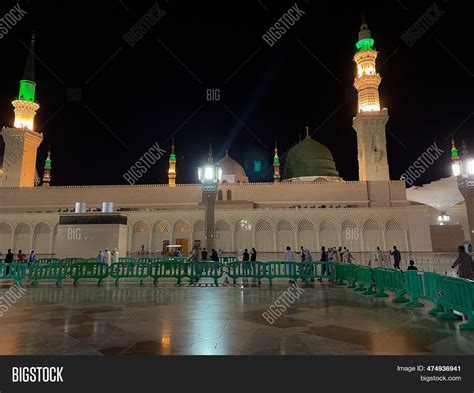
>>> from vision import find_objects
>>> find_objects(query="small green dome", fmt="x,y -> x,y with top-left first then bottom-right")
283,136 -> 339,180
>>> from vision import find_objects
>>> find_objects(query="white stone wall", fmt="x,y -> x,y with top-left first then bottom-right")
0,204 -> 443,257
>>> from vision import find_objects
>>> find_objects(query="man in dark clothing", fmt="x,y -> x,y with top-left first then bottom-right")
242,249 -> 250,276
201,248 -> 208,261
250,248 -> 257,261
407,260 -> 417,271
210,249 -> 219,262
452,245 -> 473,279
4,249 -> 14,275
319,246 -> 328,282
390,246 -> 401,269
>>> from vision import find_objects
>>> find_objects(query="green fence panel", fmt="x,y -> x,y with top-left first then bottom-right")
70,263 -> 109,286
263,262 -> 298,285
436,276 -> 474,328
404,270 -> 426,308
373,268 -> 389,298
188,262 -> 223,286
226,261 -> 265,284
355,266 -> 374,295
109,263 -> 149,286
61,258 -> 87,265
422,272 -> 444,315
138,257 -> 161,263
118,258 -> 137,263
334,263 -> 347,285
149,262 -> 187,285
374,268 -> 408,303
162,256 -> 186,263
35,258 -> 62,265
0,263 -> 26,285
28,264 -> 70,287
219,257 -> 238,265
299,262 -> 334,282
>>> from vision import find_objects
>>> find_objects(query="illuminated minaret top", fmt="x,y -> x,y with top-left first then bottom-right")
353,17 -> 381,112
12,32 -> 40,130
168,139 -> 176,187
42,147 -> 52,187
273,141 -> 280,182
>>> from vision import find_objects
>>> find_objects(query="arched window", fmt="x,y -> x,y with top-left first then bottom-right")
226,190 -> 232,200
217,190 -> 223,200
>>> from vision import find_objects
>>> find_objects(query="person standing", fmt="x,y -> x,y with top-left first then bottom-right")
375,246 -> 383,268
250,247 -> 257,274
407,260 -> 417,271
201,247 -> 208,261
112,248 -> 119,263
451,245 -> 473,279
28,250 -> 36,268
104,249 -> 112,266
463,241 -> 469,254
17,250 -> 26,262
242,248 -> 250,276
284,246 -> 295,283
300,246 -> 306,262
96,249 -> 105,263
390,246 -> 401,269
319,246 -> 328,282
4,249 -> 14,275
191,245 -> 201,284
211,249 -> 219,261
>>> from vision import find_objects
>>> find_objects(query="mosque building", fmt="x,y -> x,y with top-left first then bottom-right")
0,23 -> 469,258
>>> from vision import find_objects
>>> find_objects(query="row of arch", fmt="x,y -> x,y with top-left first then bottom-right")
130,217 -> 408,253
0,217 -> 408,255
0,222 -> 58,254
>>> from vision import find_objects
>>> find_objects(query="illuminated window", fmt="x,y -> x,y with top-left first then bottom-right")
253,160 -> 261,172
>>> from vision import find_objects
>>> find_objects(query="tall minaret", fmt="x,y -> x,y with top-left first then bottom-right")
42,147 -> 52,187
273,141 -> 280,182
1,32 -> 43,188
352,18 -> 390,181
168,139 -> 176,187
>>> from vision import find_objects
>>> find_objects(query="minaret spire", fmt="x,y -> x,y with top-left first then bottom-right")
273,141 -> 281,182
0,32 -> 43,187
305,126 -> 310,138
352,16 -> 390,181
42,146 -> 52,187
208,144 -> 213,163
168,139 -> 176,187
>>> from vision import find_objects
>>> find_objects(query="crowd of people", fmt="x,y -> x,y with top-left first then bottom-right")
95,248 -> 119,265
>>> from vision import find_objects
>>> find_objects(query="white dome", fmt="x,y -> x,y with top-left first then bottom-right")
216,153 -> 248,184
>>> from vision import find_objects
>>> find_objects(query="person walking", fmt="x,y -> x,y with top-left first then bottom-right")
319,246 -> 328,282
300,246 -> 306,262
451,245 -> 473,279
390,246 -> 401,269
250,247 -> 257,274
4,249 -> 14,275
201,247 -> 208,261
28,250 -> 36,268
211,248 -> 219,262
190,245 -> 201,284
375,246 -> 383,268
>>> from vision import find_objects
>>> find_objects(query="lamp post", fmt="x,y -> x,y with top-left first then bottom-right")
198,146 -> 222,251
451,140 -> 474,244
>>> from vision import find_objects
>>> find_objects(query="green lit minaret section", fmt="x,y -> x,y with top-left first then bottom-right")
273,141 -> 280,182
12,32 -> 40,130
168,139 -> 176,186
42,147 -> 52,187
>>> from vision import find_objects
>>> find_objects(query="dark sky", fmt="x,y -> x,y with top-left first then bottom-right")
0,0 -> 471,185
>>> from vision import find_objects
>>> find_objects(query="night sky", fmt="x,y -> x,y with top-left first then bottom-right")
0,0 -> 471,186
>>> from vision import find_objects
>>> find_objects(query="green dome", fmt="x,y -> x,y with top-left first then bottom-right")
283,136 -> 339,180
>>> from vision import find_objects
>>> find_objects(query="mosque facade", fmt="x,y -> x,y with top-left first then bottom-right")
0,23 -> 469,258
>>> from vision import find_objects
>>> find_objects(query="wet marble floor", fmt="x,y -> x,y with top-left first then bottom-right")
1,279 -> 473,355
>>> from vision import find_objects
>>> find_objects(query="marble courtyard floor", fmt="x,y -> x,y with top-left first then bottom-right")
1,280 -> 474,355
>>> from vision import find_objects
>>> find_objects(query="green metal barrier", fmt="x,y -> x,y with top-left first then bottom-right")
138,257 -> 161,263
118,258 -> 137,263
372,268 -> 408,302
299,262 -> 334,282
188,261 -> 223,286
354,266 -> 374,295
219,256 -> 238,265
263,262 -> 299,285
109,263 -> 149,286
70,263 -> 109,286
162,256 -> 186,263
29,264 -> 70,287
61,258 -> 87,265
35,258 -> 62,265
0,263 -> 26,285
403,271 -> 445,315
149,262 -> 187,285
226,261 -> 265,284
436,276 -> 474,328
